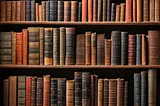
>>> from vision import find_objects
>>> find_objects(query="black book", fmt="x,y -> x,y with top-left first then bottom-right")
51,78 -> 58,106
136,34 -> 142,65
58,78 -> 66,106
134,73 -> 141,106
31,1 -> 36,21
49,0 -> 58,21
121,32 -> 128,65
26,0 -> 31,21
78,2 -> 82,21
107,0 -> 111,21
94,75 -> 98,106
31,77 -> 37,106
111,3 -> 116,21
36,77 -> 43,106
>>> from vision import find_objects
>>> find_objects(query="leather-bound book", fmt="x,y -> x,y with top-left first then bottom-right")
117,78 -> 124,106
150,0 -> 155,21
53,28 -> 60,65
91,33 -> 97,65
9,76 -> 17,106
121,32 -> 128,65
134,73 -> 141,106
12,32 -> 16,64
82,72 -> 90,106
97,34 -> 105,65
85,32 -> 91,65
16,33 -> 23,65
0,1 -> 6,21
136,34 -> 142,65
141,71 -> 148,106
120,3 -> 125,21
66,80 -> 74,106
3,79 -> 8,106
105,39 -> 111,65
82,0 -> 88,21
74,72 -> 82,106
41,1 -> 46,21
36,3 -> 39,21
76,34 -> 85,65
31,77 -> 37,106
94,75 -> 98,106
22,29 -> 28,65
71,1 -> 78,21
11,1 -> 16,21
109,79 -> 117,106
21,1 -> 25,21
49,0 -> 58,21
78,2 -> 82,21
44,28 -> 53,65
128,34 -> 136,65
125,0 -> 132,22
148,30 -> 160,65
133,0 -> 137,22
64,1 -> 71,21
111,30 -> 121,65
26,0 -> 31,21
46,1 -> 50,21
58,1 -> 64,21
102,0 -> 107,21
36,77 -> 43,106
88,0 -> 93,21
155,0 -> 160,21
16,1 -> 21,21
28,27 -> 40,65
111,3 -> 116,21
142,34 -> 147,65
39,5 -> 42,21
116,5 -> 120,21
124,81 -> 128,106
66,27 -> 75,65
18,76 -> 26,106
143,0 -> 149,21
107,0 -> 111,21
58,78 -> 66,106
98,79 -> 103,106
148,69 -> 157,106
91,75 -> 95,106
51,78 -> 58,106
31,1 -> 36,21
60,27 -> 66,65
40,28 -> 44,65
93,0 -> 98,21
137,0 -> 142,22
6,1 -> 11,21
97,0 -> 102,21
43,75 -> 50,106
26,76 -> 32,106
103,78 -> 109,106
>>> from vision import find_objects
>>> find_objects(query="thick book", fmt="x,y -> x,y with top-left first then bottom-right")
26,76 -> 32,106
109,79 -> 117,106
58,1 -> 64,21
16,33 -> 23,65
44,28 -> 53,65
93,0 -> 98,21
155,0 -> 160,21
91,75 -> 95,106
98,79 -> 103,106
74,72 -> 82,106
0,1 -> 6,21
22,29 -> 28,65
49,0 -> 58,21
124,81 -> 128,106
76,34 -> 85,65
102,0 -> 107,21
111,3 -> 116,21
97,34 -> 105,65
97,0 -> 102,21
40,28 -> 44,65
120,3 -> 125,21
58,78 -> 66,106
136,34 -> 142,65
116,5 -> 120,21
3,79 -> 8,106
11,32 -> 16,64
71,1 -> 78,21
66,80 -> 74,106
11,1 -> 16,21
36,77 -> 43,106
16,1 -> 21,21
117,78 -> 124,106
21,1 -> 26,21
18,76 -> 26,106
107,0 -> 111,21
94,74 -> 98,106
133,0 -> 137,22
88,0 -> 93,21
60,27 -> 66,65
143,0 -> 149,21
82,0 -> 88,21
46,1 -> 50,21
43,75 -> 50,106
31,1 -> 36,21
137,0 -> 142,22
78,2 -> 82,21
51,78 -> 58,106
150,0 -> 155,21
26,0 -> 31,21
134,73 -> 141,106
142,34 -> 147,65
125,0 -> 132,22
103,78 -> 109,106
6,1 -> 12,21
91,33 -> 97,65
64,1 -> 71,21
41,1 -> 46,21
85,32 -> 91,65
121,32 -> 128,65
105,39 -> 111,65
31,77 -> 37,106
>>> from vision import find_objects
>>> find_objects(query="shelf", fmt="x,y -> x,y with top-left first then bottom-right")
0,65 -> 160,69
0,21 -> 160,26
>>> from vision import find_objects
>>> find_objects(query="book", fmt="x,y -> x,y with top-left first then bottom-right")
31,77 -> 37,106
91,33 -> 97,65
98,79 -> 103,106
137,0 -> 142,22
143,0 -> 149,21
3,79 -> 8,106
82,0 -> 88,21
60,27 -> 66,65
36,3 -> 39,21
71,1 -> 78,21
12,32 -> 17,64
111,3 -> 116,21
107,0 -> 111,21
102,0 -> 107,21
125,0 -> 132,22
16,1 -> 21,21
88,0 -> 93,21
66,80 -> 74,106
26,0 -> 31,21
121,32 -> 128,65
109,79 -> 117,106
98,0 -> 102,21
49,0 -> 58,21
116,5 -> 120,21
22,29 -> 28,65
91,75 -> 95,106
134,73 -> 141,106
64,1 -> 71,21
142,34 -> 147,65
105,39 -> 111,65
136,34 -> 142,65
133,0 -> 137,22
36,77 -> 43,106
93,0 -> 98,21
94,74 -> 98,106
78,2 -> 82,21
120,3 -> 125,21
46,1 -> 50,21
150,0 -> 155,21
85,32 -> 91,65
0,1 -> 6,21
42,1 -> 46,21
26,76 -> 32,106
40,28 -> 44,65
43,75 -> 50,106
103,78 -> 109,106
58,78 -> 66,106
39,5 -> 42,21
51,78 -> 58,106
11,1 -> 16,21
124,81 -> 128,106
31,1 -> 36,21
155,0 -> 160,21
21,1 -> 26,21
58,1 -> 64,21
117,78 -> 124,106
16,33 -> 23,65
6,1 -> 12,21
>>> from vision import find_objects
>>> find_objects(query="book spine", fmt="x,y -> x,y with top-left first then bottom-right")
58,1 -> 64,21
0,1 -> 6,21
21,1 -> 26,21
124,81 -> 128,106
150,0 -> 155,21
78,2 -> 82,21
85,32 -> 91,65
51,78 -> 58,106
49,0 -> 58,21
31,1 -> 36,21
117,78 -> 124,106
93,0 -> 98,21
39,5 -> 42,21
82,0 -> 88,21
103,79 -> 109,106
88,0 -> 93,21
60,27 -> 66,65
142,34 -> 147,65
64,1 -> 71,21
136,34 -> 142,65
120,3 -> 125,21
41,1 -> 46,21
12,32 -> 16,64
36,78 -> 43,106
134,73 -> 141,106
26,76 -> 32,106
16,1 -> 21,21
66,80 -> 74,106
102,0 -> 107,21
40,28 -> 44,65
137,0 -> 142,22
71,1 -> 78,22
6,1 -> 12,21
26,1 -> 31,21
116,5 -> 120,21
94,75 -> 98,106
109,79 -> 117,106
91,33 -> 97,65
133,0 -> 137,22
11,1 -> 16,21
107,0 -> 111,21
111,3 -> 116,21
97,0 -> 102,21
121,32 -> 128,65
155,0 -> 160,21
46,1 -> 50,21
125,0 -> 132,22
36,3 -> 39,21
105,39 -> 111,65
90,75 -> 95,106
82,72 -> 90,106
58,78 -> 66,106
98,79 -> 103,106
31,77 -> 37,106
22,29 -> 28,65
3,79 -> 8,106
43,75 -> 50,106
143,0 -> 149,21
74,72 -> 82,106
16,33 -> 23,65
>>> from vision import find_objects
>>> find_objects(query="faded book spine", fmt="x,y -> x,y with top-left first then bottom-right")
66,80 -> 74,106
85,32 -> 91,65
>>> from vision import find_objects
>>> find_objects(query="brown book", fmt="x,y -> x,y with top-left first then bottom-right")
36,77 -> 43,106
150,0 -> 155,21
102,0 -> 107,21
91,75 -> 95,106
85,32 -> 91,65
125,0 -> 132,22
26,76 -> 32,106
93,0 -> 98,21
91,33 -> 97,65
98,0 -> 102,21
0,1 -> 6,21
82,0 -> 88,21
71,1 -> 78,22
117,78 -> 124,106
12,32 -> 16,64
143,0 -> 149,21
21,1 -> 25,21
142,34 -> 147,65
40,28 -> 44,65
31,77 -> 37,106
39,5 -> 42,21
64,1 -> 71,21
155,0 -> 160,21
120,3 -> 125,21
36,3 -> 39,21
16,32 -> 23,65
133,0 -> 137,22
60,27 -> 66,65
66,80 -> 74,106
105,39 -> 111,65
137,0 -> 142,22
88,0 -> 93,21
109,79 -> 117,106
116,5 -> 120,21
6,1 -> 12,21
3,79 -> 9,106
124,81 -> 128,106
43,75 -> 50,106
98,79 -> 103,106
9,76 -> 17,106
16,1 -> 21,21
103,78 -> 109,106
11,1 -> 16,21
22,29 -> 28,65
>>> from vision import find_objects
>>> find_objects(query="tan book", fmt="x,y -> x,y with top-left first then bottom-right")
91,33 -> 97,65
142,34 -> 147,65
120,3 -> 125,21
137,0 -> 142,22
155,0 -> 160,21
40,28 -> 44,65
98,79 -> 103,106
116,5 -> 120,21
11,1 -> 16,21
109,79 -> 117,106
143,0 -> 149,21
16,1 -> 21,21
6,1 -> 12,21
85,32 -> 91,65
117,78 -> 124,106
36,3 -> 39,21
39,5 -> 42,21
66,80 -> 74,106
150,0 -> 155,21
43,75 -> 50,106
12,32 -> 16,64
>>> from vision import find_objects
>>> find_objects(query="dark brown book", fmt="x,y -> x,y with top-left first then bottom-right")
71,1 -> 78,21
60,27 -> 66,65
58,1 -> 64,21
31,77 -> 37,106
11,1 -> 16,21
91,33 -> 97,65
102,0 -> 107,21
98,79 -> 103,106
36,77 -> 43,106
82,0 -> 88,21
133,0 -> 137,22
88,0 -> 93,21
16,1 -> 21,21
109,79 -> 117,106
137,0 -> 142,22
3,79 -> 8,106
85,32 -> 91,65
142,34 -> 147,65
143,0 -> 149,21
91,75 -> 95,106
66,80 -> 74,106
26,76 -> 32,106
116,5 -> 120,21
40,28 -> 44,65
51,78 -> 58,106
16,33 -> 23,65
103,78 -> 109,106
12,32 -> 16,64
117,78 -> 124,106
22,29 -> 28,65
43,75 -> 50,106
155,0 -> 160,21
0,1 -> 6,21
64,1 -> 71,21
150,0 -> 155,21
125,0 -> 132,22
21,1 -> 25,21
124,81 -> 128,106
58,78 -> 66,106
98,0 -> 102,21
93,0 -> 98,21
105,39 -> 111,65
120,3 -> 125,21
6,1 -> 12,21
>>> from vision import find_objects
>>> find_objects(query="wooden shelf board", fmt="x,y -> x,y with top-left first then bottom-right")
0,21 -> 160,25
0,65 -> 160,69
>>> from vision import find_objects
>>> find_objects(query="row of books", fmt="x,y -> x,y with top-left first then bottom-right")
1,0 -> 160,22
1,27 -> 160,65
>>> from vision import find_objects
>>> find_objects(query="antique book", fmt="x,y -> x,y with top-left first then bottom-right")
39,5 -> 42,21
31,77 -> 37,106
0,1 -> 6,21
76,34 -> 85,65
88,0 -> 93,21
102,0 -> 107,21
117,78 -> 124,106
97,34 -> 105,65
150,0 -> 155,21
58,1 -> 64,21
31,1 -> 36,21
109,79 -> 117,106
91,33 -> 97,65
26,0 -> 31,21
43,75 -> 50,106
143,0 -> 149,21
36,77 -> 43,106
125,0 -> 132,22
121,32 -> 128,65
3,79 -> 8,106
134,73 -> 141,106
26,76 -> 32,106
12,32 -> 16,64
74,72 -> 82,106
93,0 -> 98,21
98,0 -> 102,21
46,1 -> 50,21
94,74 -> 98,106
36,3 -> 39,21
21,1 -> 25,21
111,3 -> 116,21
116,5 -> 120,21
133,0 -> 137,22
91,75 -> 95,106
40,28 -> 44,65
71,1 -> 78,21
82,0 -> 88,21
16,1 -> 21,21
142,34 -> 147,65
16,33 -> 23,65
120,3 -> 125,21
58,78 -> 66,106
22,29 -> 28,65
124,81 -> 128,106
6,1 -> 12,21
49,0 -> 58,21
136,34 -> 142,65
41,1 -> 46,21
44,28 -> 53,65
103,78 -> 109,106
155,0 -> 160,21
137,0 -> 142,22
66,80 -> 74,106
66,27 -> 75,65
107,0 -> 111,21
98,79 -> 103,106
11,1 -> 16,21
105,39 -> 111,65
60,27 -> 66,65
85,32 -> 91,65
51,78 -> 58,106
78,2 -> 82,21
64,1 -> 71,21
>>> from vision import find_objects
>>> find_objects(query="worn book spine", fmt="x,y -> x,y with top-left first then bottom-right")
26,76 -> 32,106
148,69 -> 157,106
18,76 -> 26,106
142,34 -> 147,65
71,1 -> 78,22
31,1 -> 36,21
93,0 -> 98,21
58,78 -> 66,106
12,32 -> 16,64
43,75 -> 50,106
78,2 -> 82,21
91,33 -> 97,65
64,1 -> 71,21
116,5 -> 120,21
105,39 -> 111,65
0,1 -> 6,21
155,0 -> 160,21
128,34 -> 136,65
143,0 -> 149,21
36,3 -> 39,21
82,72 -> 90,106
137,0 -> 142,22
74,72 -> 82,106
16,33 -> 23,65
46,1 -> 50,21
36,77 -> 43,106
11,1 -> 16,21
133,0 -> 137,22
91,75 -> 95,106
41,1 -> 46,21
109,79 -> 117,106
121,32 -> 128,65
60,27 -> 66,65
117,78 -> 124,106
111,30 -> 121,65
94,75 -> 98,106
66,80 -> 74,106
26,0 -> 31,21
49,0 -> 58,21
6,1 -> 11,21
76,34 -> 85,65
3,79 -> 8,106
66,27 -> 75,65
16,1 -> 21,21
97,0 -> 102,21
39,5 -> 42,21
31,77 -> 36,106
58,1 -> 64,21
82,0 -> 88,21
136,34 -> 142,65
103,78 -> 109,106
150,0 -> 155,21
120,3 -> 125,21
107,0 -> 111,21
98,79 -> 103,106
51,78 -> 58,106
44,28 -> 53,65
124,81 -> 128,106
21,1 -> 25,21
97,34 -> 105,65
134,73 -> 141,106
125,0 -> 132,22
102,0 -> 107,21
22,29 -> 28,65
53,28 -> 60,65
88,0 -> 93,21
9,76 -> 17,106
40,28 -> 44,65
111,3 -> 116,21
85,32 -> 91,65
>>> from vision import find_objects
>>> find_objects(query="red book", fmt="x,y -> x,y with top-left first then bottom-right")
88,0 -> 93,21
26,76 -> 32,106
125,0 -> 132,22
82,0 -> 88,21
16,33 -> 23,65
22,29 -> 28,65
